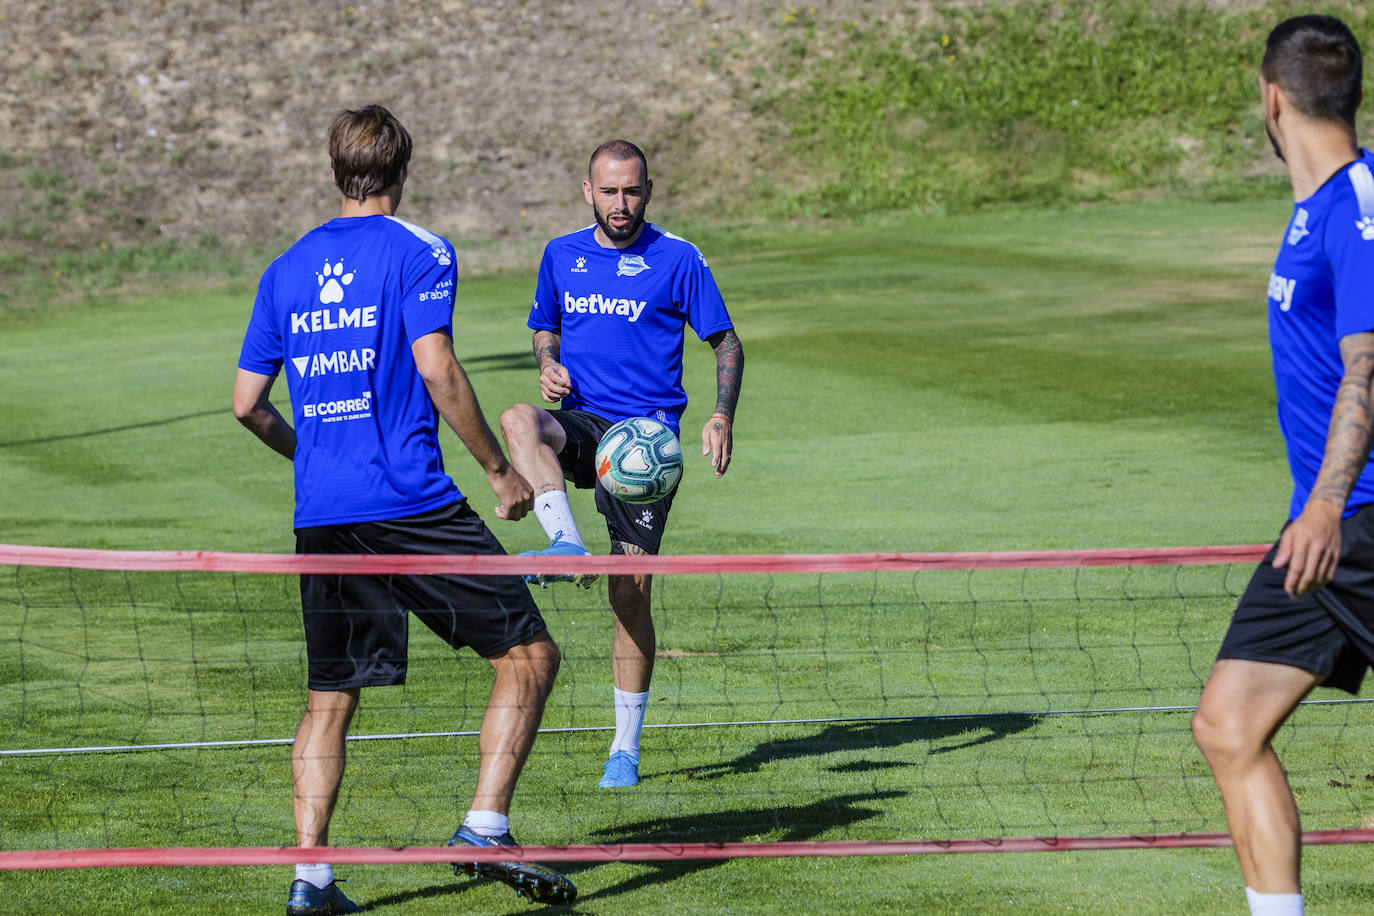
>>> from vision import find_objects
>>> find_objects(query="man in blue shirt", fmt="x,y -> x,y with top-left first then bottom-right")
234,105 -> 574,911
499,140 -> 744,789
1192,17 -> 1374,916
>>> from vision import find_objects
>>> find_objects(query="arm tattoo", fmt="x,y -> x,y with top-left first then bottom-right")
532,330 -> 561,370
707,329 -> 744,420
1311,333 -> 1374,509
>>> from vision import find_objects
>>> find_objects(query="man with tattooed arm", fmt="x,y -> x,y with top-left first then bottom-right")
499,139 -> 744,790
1192,16 -> 1374,916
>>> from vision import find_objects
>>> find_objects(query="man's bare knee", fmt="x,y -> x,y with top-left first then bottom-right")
494,633 -> 561,689
500,402 -> 539,439
1192,700 -> 1264,764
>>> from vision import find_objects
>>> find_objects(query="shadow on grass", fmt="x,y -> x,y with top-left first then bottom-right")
571,789 -> 908,904
351,791 -> 909,909
667,715 -> 1042,781
0,408 -> 222,447
460,350 -> 536,373
356,879 -> 477,911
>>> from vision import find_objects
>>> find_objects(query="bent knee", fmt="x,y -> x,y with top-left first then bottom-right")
1191,704 -> 1264,760
499,402 -> 539,434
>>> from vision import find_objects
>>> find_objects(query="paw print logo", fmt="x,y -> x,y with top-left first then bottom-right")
576,257 -> 586,269
316,259 -> 354,304
431,245 -> 452,266
1358,217 -> 1374,241
640,508 -> 654,524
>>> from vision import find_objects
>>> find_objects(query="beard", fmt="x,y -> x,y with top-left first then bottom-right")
593,199 -> 646,242
1266,121 -> 1286,162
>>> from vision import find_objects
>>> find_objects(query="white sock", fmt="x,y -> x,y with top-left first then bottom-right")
462,808 -> 510,838
1245,887 -> 1304,915
609,687 -> 649,760
294,862 -> 333,889
533,491 -> 584,549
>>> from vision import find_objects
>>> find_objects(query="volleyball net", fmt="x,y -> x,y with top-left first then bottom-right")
5,541 -> 1374,870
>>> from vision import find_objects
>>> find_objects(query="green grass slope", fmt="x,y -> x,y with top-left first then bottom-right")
6,198 -> 1372,914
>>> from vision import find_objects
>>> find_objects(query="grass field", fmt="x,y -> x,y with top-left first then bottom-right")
4,198 -> 1374,914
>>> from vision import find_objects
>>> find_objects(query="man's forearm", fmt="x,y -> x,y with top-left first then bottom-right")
238,405 -> 297,459
426,360 -> 509,474
710,329 -> 743,419
1310,334 -> 1374,511
533,330 -> 561,371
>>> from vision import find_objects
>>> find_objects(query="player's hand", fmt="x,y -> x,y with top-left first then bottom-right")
489,464 -> 534,522
538,363 -> 572,402
701,413 -> 733,478
1273,501 -> 1343,597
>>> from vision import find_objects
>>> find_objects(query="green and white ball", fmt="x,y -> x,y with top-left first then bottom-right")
595,417 -> 684,504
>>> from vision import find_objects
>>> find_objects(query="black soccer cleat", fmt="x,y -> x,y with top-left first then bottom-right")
447,825 -> 577,905
285,878 -> 362,915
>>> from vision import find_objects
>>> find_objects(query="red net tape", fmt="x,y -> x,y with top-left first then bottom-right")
3,829 -> 1373,869
0,543 -> 1270,575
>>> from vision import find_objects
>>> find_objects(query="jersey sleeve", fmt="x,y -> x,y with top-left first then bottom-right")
400,237 -> 457,345
1330,170 -> 1374,339
237,264 -> 284,374
675,246 -> 733,341
527,244 -> 562,332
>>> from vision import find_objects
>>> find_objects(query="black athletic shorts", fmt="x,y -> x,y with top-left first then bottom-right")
549,408 -> 676,554
1218,504 -> 1374,694
295,500 -> 546,691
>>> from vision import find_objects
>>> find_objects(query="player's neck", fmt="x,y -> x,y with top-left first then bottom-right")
338,185 -> 402,219
1283,122 -> 1360,201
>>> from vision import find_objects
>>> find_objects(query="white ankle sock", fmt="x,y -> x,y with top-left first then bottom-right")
463,809 -> 510,838
533,491 -> 584,548
294,862 -> 333,889
609,688 -> 649,760
1245,887 -> 1304,915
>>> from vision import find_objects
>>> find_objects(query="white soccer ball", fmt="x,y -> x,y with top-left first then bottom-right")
595,417 -> 684,504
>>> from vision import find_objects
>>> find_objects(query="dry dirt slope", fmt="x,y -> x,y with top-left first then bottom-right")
1,0 -> 864,268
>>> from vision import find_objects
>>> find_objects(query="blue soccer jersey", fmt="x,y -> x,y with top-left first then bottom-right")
1269,150 -> 1374,519
527,223 -> 734,433
238,214 -> 462,528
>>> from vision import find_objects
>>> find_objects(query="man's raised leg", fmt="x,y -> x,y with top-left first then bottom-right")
499,403 -> 595,587
1192,658 -> 1321,910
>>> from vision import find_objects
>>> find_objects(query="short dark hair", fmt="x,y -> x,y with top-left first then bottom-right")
1262,15 -> 1363,129
328,105 -> 412,203
587,139 -> 648,179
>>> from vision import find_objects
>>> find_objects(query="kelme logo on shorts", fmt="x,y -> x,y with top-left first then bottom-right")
563,290 -> 646,323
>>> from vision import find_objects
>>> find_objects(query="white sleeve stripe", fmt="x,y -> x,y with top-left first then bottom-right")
654,224 -> 708,260
383,215 -> 445,248
1348,162 -> 1374,220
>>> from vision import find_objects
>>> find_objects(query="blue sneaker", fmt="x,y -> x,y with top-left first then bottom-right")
520,532 -> 596,589
447,826 -> 577,905
598,750 -> 640,788
286,879 -> 361,915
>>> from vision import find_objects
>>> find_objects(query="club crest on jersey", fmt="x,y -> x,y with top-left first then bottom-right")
317,259 -> 355,304
1358,217 -> 1374,241
1287,208 -> 1310,245
616,254 -> 650,277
